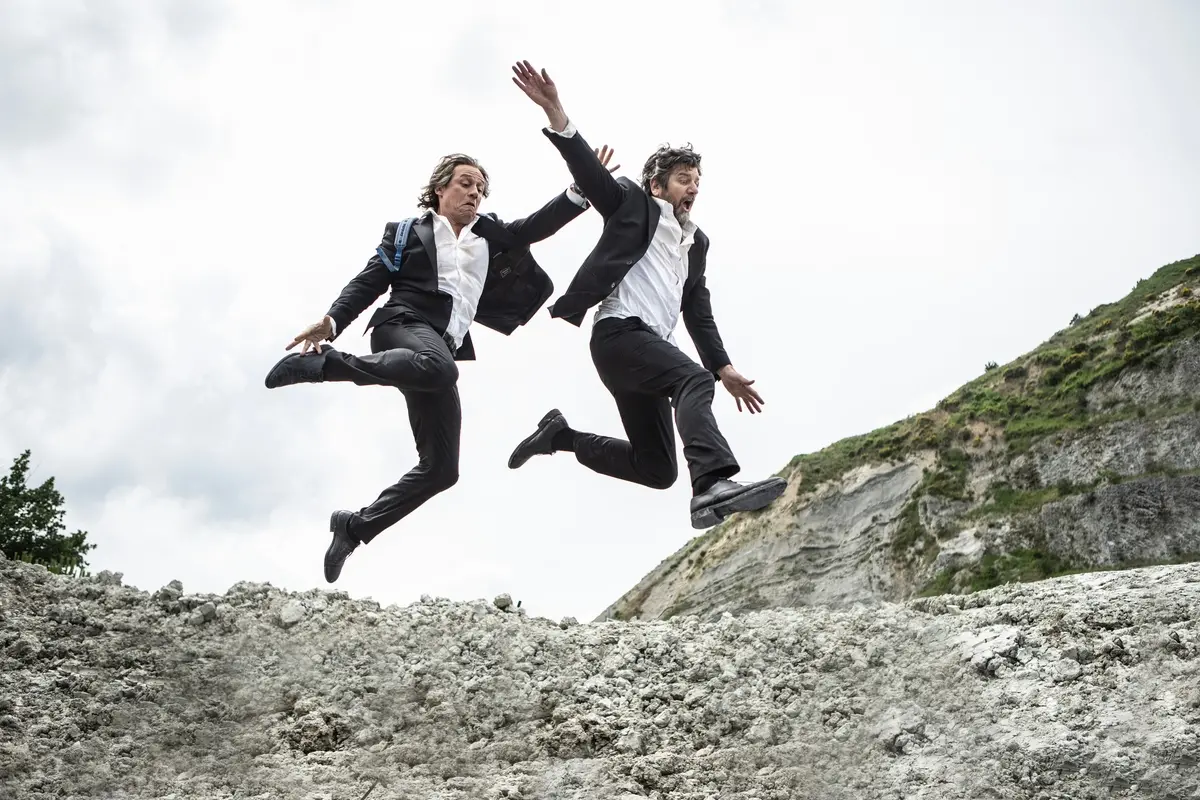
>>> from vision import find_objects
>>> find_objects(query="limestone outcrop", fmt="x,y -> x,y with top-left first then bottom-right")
2,551 -> 1197,799
601,256 -> 1200,623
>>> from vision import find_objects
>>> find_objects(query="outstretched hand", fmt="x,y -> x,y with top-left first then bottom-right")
287,315 -> 333,354
718,365 -> 764,414
512,60 -> 569,131
511,60 -> 559,109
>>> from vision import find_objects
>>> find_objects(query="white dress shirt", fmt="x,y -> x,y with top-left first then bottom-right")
327,188 -> 589,345
594,197 -> 695,343
430,211 -> 489,349
549,121 -> 697,344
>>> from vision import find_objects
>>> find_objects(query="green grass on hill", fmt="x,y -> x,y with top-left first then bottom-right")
781,255 -> 1200,494
920,549 -> 1200,597
654,255 -> 1200,616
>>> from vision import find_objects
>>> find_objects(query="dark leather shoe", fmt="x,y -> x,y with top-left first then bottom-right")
264,350 -> 330,389
508,409 -> 567,469
689,477 -> 788,529
324,510 -> 359,583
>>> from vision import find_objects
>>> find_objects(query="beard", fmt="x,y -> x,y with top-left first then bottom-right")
673,203 -> 691,227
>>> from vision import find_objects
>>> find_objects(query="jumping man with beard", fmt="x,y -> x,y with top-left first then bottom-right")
506,61 -> 787,529
264,148 -> 616,581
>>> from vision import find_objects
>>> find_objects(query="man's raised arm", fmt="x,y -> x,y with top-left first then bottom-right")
500,145 -> 621,245
511,60 -> 625,217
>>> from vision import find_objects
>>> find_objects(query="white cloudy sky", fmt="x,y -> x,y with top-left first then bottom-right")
2,0 -> 1197,621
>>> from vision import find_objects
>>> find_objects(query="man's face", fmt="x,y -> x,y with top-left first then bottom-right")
652,165 -> 699,225
436,164 -> 487,225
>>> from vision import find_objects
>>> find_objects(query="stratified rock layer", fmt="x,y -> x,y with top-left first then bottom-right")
1,551 -> 1197,799
600,337 -> 1200,624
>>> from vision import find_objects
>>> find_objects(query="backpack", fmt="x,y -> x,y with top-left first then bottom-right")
376,217 -> 418,273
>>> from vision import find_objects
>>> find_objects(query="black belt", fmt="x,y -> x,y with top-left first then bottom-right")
443,332 -> 458,356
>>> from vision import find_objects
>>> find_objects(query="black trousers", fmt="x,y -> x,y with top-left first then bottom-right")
572,316 -> 740,493
320,316 -> 460,544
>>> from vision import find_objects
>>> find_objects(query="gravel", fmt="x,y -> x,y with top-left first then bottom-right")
1,550 -> 1197,799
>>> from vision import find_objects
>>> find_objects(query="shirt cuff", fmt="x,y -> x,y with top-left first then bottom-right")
545,119 -> 577,137
565,185 -> 589,208
326,315 -> 337,338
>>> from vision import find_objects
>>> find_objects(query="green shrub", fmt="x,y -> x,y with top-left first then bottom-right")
1060,352 -> 1089,374
1,450 -> 96,576
1035,349 -> 1068,367
1003,365 -> 1028,382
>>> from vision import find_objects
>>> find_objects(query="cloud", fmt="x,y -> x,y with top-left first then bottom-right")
0,1 -> 227,152
1,0 -> 1198,622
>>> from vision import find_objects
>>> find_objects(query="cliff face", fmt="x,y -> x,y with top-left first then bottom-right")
601,255 -> 1200,623
3,551 -> 1199,800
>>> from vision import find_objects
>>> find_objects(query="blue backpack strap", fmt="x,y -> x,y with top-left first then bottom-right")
376,216 -> 417,272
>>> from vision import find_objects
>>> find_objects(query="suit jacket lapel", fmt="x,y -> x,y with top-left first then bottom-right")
472,214 -> 518,250
683,227 -> 700,277
414,214 -> 437,268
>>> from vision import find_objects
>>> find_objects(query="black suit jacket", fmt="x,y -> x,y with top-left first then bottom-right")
540,126 -> 731,376
325,190 -> 586,361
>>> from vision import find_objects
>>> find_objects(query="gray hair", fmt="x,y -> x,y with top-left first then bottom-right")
418,153 -> 490,211
640,143 -> 701,196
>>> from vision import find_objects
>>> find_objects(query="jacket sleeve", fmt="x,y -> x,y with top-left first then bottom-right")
681,238 -> 732,377
499,189 -> 589,246
541,122 -> 627,218
324,223 -> 395,340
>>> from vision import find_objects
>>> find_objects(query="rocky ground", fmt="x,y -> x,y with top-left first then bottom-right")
1,550 -> 1198,800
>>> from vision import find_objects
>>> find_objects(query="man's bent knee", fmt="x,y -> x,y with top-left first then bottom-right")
639,461 -> 678,490
427,464 -> 459,494
421,354 -> 459,391
644,473 -> 677,490
675,365 -> 716,400
684,363 -> 715,386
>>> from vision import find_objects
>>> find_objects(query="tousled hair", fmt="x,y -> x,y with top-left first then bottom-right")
417,153 -> 490,211
640,143 -> 701,196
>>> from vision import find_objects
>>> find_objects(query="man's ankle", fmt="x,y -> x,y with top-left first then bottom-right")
551,428 -> 576,452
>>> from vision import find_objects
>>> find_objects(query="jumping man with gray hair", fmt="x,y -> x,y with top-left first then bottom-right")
507,60 -> 787,529
264,148 -> 615,582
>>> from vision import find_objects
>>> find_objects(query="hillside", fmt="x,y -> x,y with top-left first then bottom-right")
602,254 -> 1200,623
2,551 -> 1198,799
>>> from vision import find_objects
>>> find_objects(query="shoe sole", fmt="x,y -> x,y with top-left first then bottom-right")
507,409 -> 564,469
690,477 -> 788,530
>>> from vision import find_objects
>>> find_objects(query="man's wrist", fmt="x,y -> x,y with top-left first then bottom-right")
565,184 -> 589,208
545,104 -> 569,132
